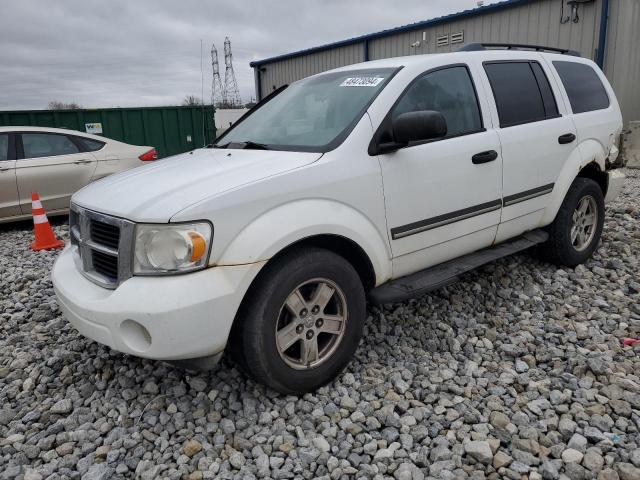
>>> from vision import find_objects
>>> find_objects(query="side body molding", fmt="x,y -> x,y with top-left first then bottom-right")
215,199 -> 393,286
540,138 -> 607,225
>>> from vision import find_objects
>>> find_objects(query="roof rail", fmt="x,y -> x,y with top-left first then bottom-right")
459,42 -> 581,57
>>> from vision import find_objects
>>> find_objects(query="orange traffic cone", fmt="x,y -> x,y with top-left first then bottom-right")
30,192 -> 65,251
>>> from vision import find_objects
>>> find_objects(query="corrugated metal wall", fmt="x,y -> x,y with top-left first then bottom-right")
605,0 -> 640,123
367,0 -> 600,59
259,43 -> 363,97
254,0 -> 639,123
0,106 -> 216,158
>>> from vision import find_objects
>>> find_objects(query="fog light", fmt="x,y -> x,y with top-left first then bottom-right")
120,319 -> 152,352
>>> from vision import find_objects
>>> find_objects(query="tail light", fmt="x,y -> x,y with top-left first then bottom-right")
139,148 -> 158,161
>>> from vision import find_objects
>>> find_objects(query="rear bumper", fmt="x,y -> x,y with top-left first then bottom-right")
52,245 -> 263,361
605,169 -> 625,203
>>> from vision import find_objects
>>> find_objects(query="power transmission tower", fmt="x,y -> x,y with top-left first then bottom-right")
210,43 -> 225,106
223,37 -> 242,107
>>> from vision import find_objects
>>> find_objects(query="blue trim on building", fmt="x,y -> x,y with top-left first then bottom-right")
249,0 -> 538,67
596,0 -> 609,68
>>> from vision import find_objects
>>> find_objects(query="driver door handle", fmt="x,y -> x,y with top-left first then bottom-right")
472,150 -> 498,164
73,159 -> 92,165
0,166 -> 11,172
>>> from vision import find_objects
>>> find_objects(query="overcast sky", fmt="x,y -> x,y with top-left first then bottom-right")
0,0 -> 500,110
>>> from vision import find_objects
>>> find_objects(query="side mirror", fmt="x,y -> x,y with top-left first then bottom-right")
393,110 -> 447,145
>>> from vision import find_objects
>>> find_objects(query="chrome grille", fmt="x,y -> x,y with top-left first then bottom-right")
70,204 -> 134,289
91,250 -> 119,280
90,220 -> 120,250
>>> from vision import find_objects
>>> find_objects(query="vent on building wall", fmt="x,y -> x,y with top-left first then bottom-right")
451,31 -> 464,44
436,34 -> 449,47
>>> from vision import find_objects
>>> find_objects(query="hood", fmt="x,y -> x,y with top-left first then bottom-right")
72,148 -> 321,222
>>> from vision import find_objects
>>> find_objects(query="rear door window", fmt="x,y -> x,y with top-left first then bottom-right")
530,62 -> 559,118
484,61 -> 557,128
22,133 -> 80,159
553,61 -> 610,113
0,134 -> 8,161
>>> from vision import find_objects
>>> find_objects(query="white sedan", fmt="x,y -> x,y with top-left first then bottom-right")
0,126 -> 157,222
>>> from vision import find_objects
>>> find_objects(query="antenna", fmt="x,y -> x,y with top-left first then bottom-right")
223,37 -> 242,107
211,42 -> 225,107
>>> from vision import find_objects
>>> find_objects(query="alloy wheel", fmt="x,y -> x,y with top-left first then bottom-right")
275,278 -> 347,370
571,195 -> 598,252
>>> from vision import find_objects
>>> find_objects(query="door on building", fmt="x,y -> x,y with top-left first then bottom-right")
481,59 -> 577,241
16,132 -> 97,213
0,133 -> 21,219
377,64 -> 503,277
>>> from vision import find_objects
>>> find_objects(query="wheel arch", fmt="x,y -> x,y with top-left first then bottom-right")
540,140 -> 607,225
576,161 -> 608,196
215,199 -> 392,285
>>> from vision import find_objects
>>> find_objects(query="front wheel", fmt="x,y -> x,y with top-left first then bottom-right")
542,177 -> 605,267
231,247 -> 366,394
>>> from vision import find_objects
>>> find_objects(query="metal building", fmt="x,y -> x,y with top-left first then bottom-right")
250,0 -> 640,125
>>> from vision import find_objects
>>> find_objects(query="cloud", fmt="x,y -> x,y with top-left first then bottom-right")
0,0 -> 498,110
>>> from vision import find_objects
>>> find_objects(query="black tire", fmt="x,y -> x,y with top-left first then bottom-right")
542,177 -> 605,267
230,247 -> 366,394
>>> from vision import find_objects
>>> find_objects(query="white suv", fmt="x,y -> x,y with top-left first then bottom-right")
52,44 -> 625,393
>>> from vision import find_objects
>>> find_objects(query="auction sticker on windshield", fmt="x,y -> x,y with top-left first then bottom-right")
340,77 -> 384,87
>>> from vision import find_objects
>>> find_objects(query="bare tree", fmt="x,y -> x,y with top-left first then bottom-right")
48,101 -> 82,110
182,95 -> 203,106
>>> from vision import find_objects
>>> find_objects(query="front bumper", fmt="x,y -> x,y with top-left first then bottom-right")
605,169 -> 625,203
52,245 -> 263,361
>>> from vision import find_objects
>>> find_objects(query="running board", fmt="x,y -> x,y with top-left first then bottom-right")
369,229 -> 548,305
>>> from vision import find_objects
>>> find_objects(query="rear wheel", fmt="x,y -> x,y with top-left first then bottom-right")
231,248 -> 366,394
542,177 -> 604,267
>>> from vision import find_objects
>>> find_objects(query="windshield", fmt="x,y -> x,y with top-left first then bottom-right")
216,68 -> 398,152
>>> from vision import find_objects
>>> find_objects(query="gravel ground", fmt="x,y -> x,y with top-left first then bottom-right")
1,170 -> 640,480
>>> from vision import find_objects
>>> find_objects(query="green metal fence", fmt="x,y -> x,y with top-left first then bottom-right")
0,105 -> 216,158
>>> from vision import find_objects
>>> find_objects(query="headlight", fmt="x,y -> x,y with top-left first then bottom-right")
133,222 -> 212,275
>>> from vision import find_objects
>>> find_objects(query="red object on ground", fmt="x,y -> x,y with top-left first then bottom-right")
30,192 -> 65,251
622,338 -> 640,347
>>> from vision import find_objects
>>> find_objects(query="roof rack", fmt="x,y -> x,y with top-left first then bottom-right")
459,42 -> 581,57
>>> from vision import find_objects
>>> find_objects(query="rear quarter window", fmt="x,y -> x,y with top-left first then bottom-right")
553,61 -> 610,114
75,137 -> 105,152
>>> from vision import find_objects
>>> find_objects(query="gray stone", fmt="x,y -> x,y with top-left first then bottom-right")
83,463 -> 113,480
394,462 -> 425,480
229,451 -> 245,469
559,417 -> 578,437
583,449 -> 604,472
312,435 -> 330,453
50,399 -> 72,414
256,454 -> 270,477
562,449 -> 584,464
490,411 -> 510,429
567,434 -> 588,453
617,463 -> 640,480
464,440 -> 493,465
540,460 -> 560,480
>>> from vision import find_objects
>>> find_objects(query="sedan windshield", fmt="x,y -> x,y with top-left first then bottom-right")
216,68 -> 398,152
